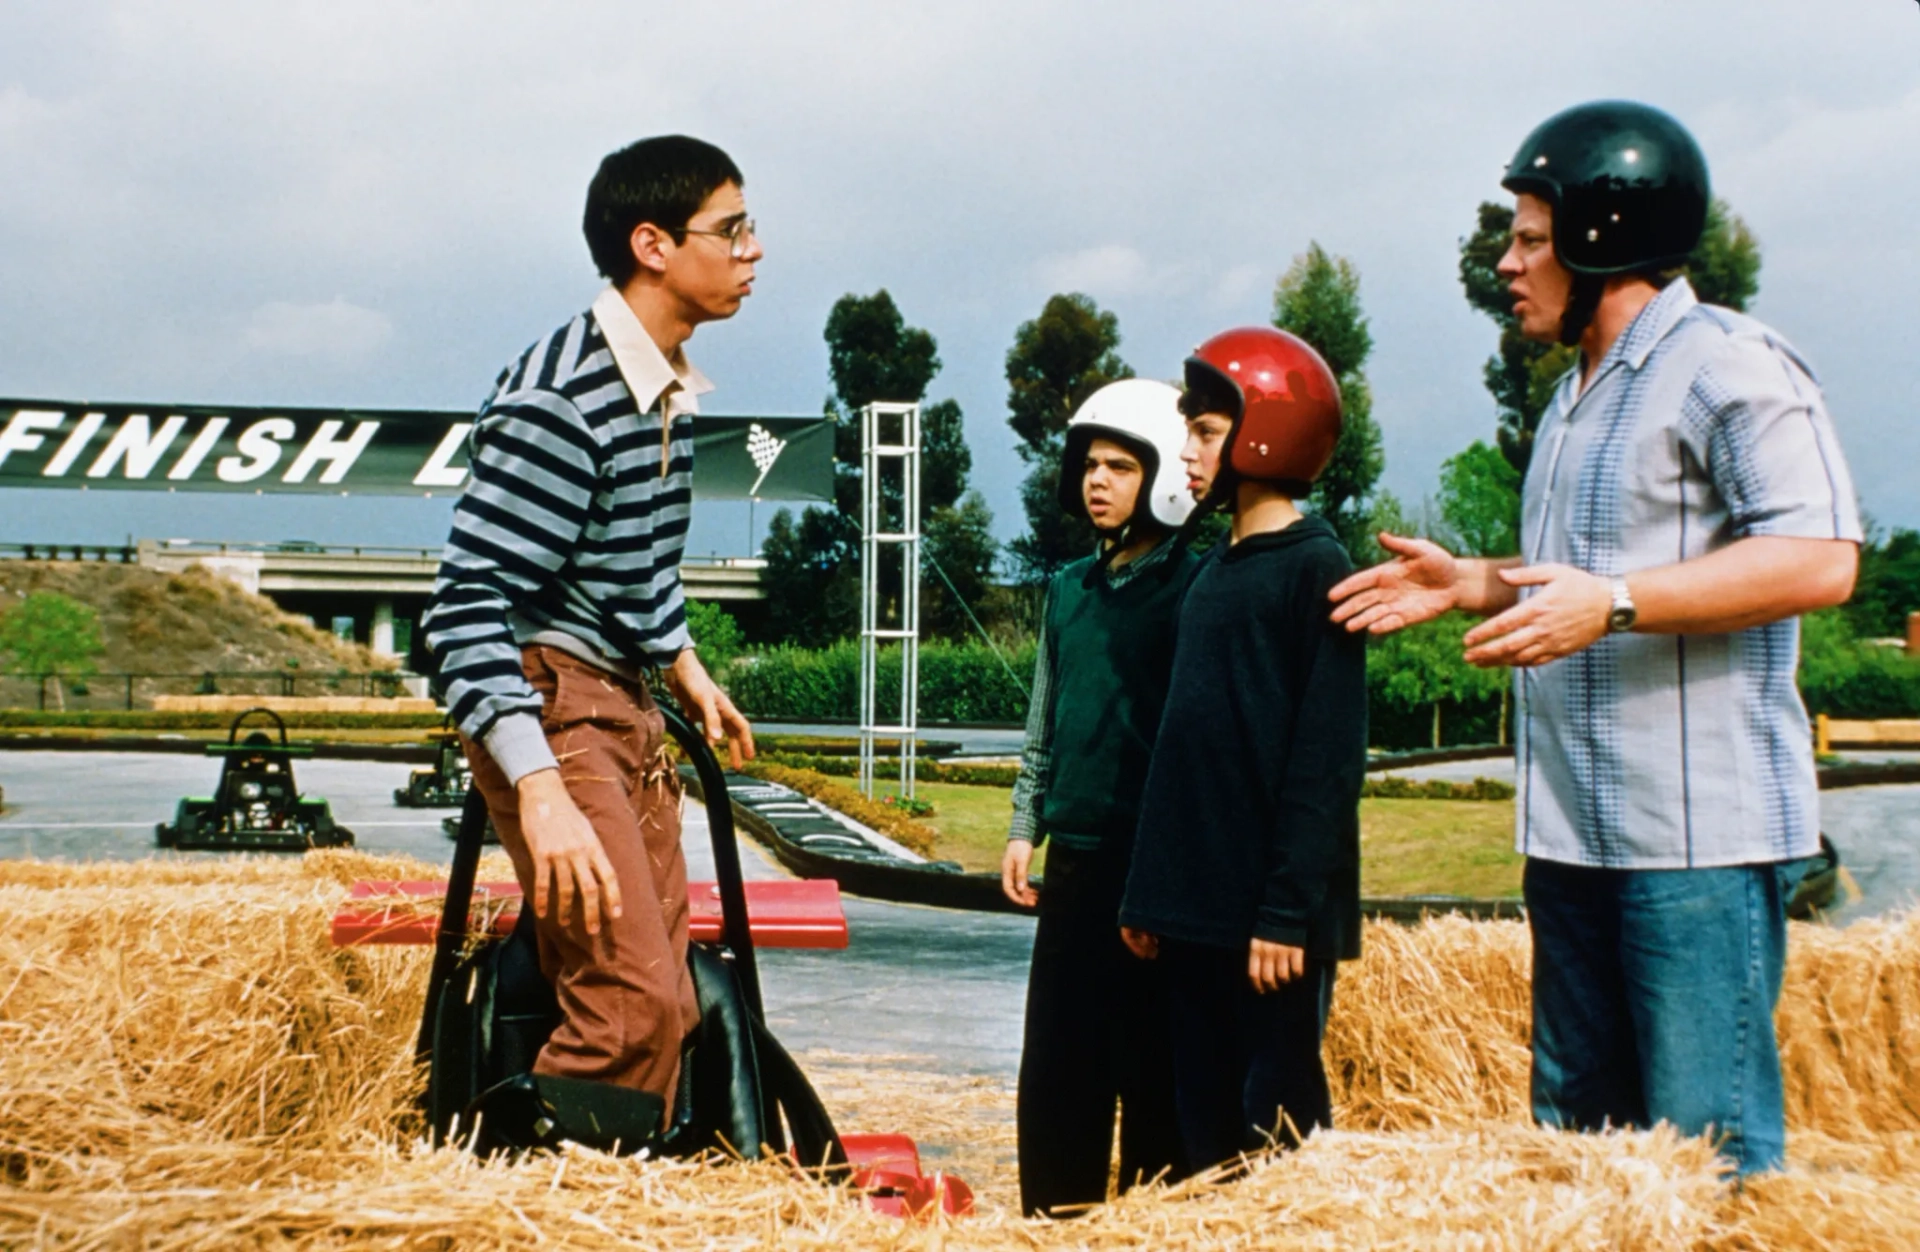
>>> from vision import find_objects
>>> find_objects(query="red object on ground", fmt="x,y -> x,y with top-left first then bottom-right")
330,878 -> 848,949
842,1133 -> 975,1219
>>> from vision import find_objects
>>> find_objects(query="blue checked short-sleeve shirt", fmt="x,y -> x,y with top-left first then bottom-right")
1515,279 -> 1861,869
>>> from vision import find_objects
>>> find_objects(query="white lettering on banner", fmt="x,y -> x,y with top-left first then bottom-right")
413,422 -> 471,488
42,411 -> 106,476
87,414 -> 189,479
216,418 -> 297,483
283,419 -> 381,484
168,417 -> 230,480
0,409 -> 65,470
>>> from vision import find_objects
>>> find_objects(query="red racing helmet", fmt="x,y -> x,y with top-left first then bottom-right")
1182,326 -> 1342,494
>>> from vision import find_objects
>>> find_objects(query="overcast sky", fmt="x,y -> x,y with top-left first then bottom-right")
2,0 -> 1916,558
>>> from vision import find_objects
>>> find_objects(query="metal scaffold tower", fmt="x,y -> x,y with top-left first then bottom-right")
858,402 -> 920,800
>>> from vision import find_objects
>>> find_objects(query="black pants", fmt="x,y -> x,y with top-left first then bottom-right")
1160,937 -> 1336,1173
1016,843 -> 1183,1218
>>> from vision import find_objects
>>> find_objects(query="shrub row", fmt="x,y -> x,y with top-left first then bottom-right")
729,610 -> 1920,741
727,640 -> 1036,724
1363,775 -> 1515,801
758,751 -> 1515,801
1798,610 -> 1920,718
756,751 -> 1021,787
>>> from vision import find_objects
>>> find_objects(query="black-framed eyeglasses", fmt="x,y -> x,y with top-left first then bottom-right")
681,217 -> 757,259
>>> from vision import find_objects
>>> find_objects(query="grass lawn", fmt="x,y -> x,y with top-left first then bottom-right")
877,782 -> 1521,897
1358,798 -> 1521,898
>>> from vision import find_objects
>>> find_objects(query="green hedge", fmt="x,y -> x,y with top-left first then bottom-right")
758,751 -> 1514,800
729,640 -> 1036,724
0,709 -> 447,730
1798,609 -> 1920,718
1363,775 -> 1514,801
727,610 -> 1920,736
758,751 -> 1020,787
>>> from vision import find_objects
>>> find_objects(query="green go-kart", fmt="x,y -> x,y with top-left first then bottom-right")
395,720 -> 473,808
155,708 -> 355,852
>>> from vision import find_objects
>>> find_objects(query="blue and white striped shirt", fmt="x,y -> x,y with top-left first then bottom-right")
422,288 -> 710,783
1516,279 -> 1861,869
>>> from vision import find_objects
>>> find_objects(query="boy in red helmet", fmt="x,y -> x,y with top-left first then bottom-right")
1117,326 -> 1367,1173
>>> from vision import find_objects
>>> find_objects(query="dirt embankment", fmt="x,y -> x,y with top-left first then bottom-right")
0,560 -> 383,676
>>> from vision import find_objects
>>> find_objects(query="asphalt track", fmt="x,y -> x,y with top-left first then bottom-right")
2,747 -> 1915,1076
0,748 -> 1035,1076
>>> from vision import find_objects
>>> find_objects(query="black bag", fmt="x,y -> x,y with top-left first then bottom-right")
418,705 -> 847,1169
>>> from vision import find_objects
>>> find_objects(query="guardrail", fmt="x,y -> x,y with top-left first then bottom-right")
1,539 -> 766,569
1,669 -> 422,711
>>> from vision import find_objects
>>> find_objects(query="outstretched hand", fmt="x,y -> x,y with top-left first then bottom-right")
1462,563 -> 1611,668
1327,533 -> 1462,635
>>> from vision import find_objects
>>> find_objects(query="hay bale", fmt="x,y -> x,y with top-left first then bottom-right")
0,858 -> 1916,1248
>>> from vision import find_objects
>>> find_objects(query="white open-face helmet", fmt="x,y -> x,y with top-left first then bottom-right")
1057,378 -> 1196,532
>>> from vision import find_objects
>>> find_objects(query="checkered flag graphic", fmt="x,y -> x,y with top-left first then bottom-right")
746,423 -> 787,496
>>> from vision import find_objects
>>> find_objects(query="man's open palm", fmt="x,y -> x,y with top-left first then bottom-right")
1328,533 -> 1461,635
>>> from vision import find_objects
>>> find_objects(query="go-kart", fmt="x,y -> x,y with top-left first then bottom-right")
394,721 -> 473,808
155,708 -> 354,851
408,704 -> 971,1215
1786,833 -> 1844,920
440,811 -> 499,844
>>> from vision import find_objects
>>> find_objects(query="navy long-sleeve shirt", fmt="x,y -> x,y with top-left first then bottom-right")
1118,516 -> 1366,960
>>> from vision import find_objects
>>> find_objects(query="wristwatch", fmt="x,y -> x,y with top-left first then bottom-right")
1607,576 -> 1638,634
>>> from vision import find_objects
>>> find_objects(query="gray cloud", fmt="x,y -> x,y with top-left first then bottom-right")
0,0 -> 1915,555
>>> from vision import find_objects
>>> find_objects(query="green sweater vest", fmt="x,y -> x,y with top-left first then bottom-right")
1038,547 -> 1196,849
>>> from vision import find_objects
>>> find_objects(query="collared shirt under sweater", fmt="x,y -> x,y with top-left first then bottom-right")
421,288 -> 712,783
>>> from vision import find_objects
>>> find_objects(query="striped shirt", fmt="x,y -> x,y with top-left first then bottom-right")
1516,279 -> 1861,869
421,288 -> 711,783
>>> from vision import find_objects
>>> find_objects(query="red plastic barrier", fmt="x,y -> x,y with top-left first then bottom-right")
843,1133 -> 974,1218
331,878 -> 848,949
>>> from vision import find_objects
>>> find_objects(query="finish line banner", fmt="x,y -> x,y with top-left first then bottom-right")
0,400 -> 834,501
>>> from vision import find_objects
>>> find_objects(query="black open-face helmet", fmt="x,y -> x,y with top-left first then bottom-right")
1502,100 -> 1710,277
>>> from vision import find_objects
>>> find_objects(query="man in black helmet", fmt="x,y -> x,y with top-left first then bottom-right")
1328,101 -> 1861,1174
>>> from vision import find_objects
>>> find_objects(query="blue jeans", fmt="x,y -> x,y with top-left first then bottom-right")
1523,855 -> 1810,1175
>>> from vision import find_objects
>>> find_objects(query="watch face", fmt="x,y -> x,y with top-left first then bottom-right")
1609,606 -> 1637,633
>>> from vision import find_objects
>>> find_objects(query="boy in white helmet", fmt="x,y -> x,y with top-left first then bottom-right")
1001,378 -> 1200,1218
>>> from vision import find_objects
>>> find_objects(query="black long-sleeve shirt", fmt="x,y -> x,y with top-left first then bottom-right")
1118,517 -> 1366,959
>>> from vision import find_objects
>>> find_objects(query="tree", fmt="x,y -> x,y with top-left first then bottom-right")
1438,440 -> 1522,557
0,590 -> 105,711
1004,293 -> 1133,583
1847,524 -> 1920,639
1459,197 -> 1763,476
683,599 -> 746,679
1272,243 -> 1386,562
922,491 -> 1000,640
1370,615 -> 1510,748
759,290 -> 996,645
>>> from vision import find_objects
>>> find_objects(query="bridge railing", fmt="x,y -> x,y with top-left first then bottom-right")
0,669 -> 425,712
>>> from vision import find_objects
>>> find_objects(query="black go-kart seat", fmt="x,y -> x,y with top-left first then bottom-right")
418,705 -> 846,1169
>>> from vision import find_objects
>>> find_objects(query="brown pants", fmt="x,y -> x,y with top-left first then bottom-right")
465,645 -> 699,1100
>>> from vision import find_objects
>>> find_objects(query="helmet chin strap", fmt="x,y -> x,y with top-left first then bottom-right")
1557,273 -> 1604,348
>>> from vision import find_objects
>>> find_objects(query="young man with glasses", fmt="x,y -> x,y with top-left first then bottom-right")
422,134 -> 761,1113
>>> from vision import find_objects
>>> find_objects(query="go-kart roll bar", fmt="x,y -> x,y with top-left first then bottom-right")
226,706 -> 291,746
415,703 -> 763,1062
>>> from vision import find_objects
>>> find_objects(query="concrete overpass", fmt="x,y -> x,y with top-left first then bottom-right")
127,540 -> 766,661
